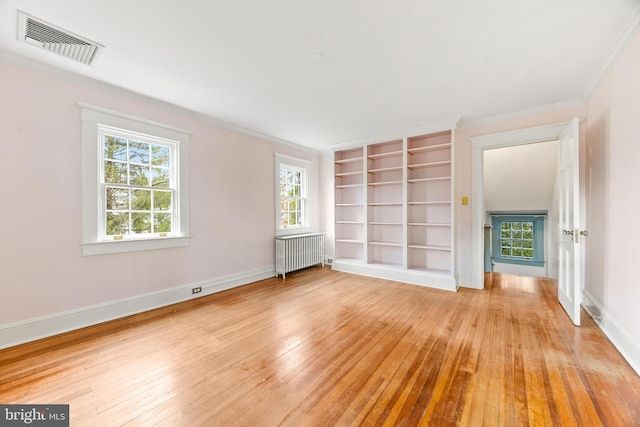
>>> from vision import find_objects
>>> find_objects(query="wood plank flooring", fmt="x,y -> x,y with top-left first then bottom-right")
1,268 -> 639,426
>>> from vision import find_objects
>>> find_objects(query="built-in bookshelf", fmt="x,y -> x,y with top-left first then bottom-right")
335,147 -> 365,262
333,130 -> 456,291
407,132 -> 453,274
367,139 -> 404,266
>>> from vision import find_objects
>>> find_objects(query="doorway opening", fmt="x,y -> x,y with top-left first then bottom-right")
470,122 -> 573,290
483,141 -> 559,279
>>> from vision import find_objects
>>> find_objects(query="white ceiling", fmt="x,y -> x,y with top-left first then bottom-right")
1,1 -> 638,151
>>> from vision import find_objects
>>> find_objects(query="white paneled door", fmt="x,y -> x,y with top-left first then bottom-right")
557,118 -> 582,326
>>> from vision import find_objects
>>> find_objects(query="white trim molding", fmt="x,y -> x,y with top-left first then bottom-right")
582,290 -> 640,376
329,117 -> 462,152
461,99 -> 584,129
470,122 -> 570,289
80,103 -> 191,255
0,267 -> 276,350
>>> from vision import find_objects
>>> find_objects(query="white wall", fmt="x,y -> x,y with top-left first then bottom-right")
483,141 -> 558,212
0,57 -> 321,347
584,28 -> 640,374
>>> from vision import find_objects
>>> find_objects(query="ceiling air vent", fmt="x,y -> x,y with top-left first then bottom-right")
17,11 -> 103,65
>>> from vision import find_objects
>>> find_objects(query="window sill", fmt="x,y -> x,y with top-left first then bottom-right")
82,236 -> 191,256
276,227 -> 312,237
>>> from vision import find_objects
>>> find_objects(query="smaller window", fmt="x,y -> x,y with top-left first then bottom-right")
275,154 -> 311,236
491,215 -> 544,266
280,166 -> 305,228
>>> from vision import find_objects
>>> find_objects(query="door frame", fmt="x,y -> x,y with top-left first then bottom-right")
470,122 -> 574,290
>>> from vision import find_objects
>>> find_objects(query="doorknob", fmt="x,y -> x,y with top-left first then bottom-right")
579,230 -> 589,237
563,229 -> 574,236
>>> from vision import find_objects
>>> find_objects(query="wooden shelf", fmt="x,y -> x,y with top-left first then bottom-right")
407,160 -> 452,169
408,223 -> 451,227
407,201 -> 451,205
407,143 -> 452,154
367,180 -> 402,186
408,244 -> 452,251
367,150 -> 403,159
336,183 -> 363,189
336,239 -> 364,244
368,166 -> 403,173
408,177 -> 451,183
369,241 -> 403,247
335,157 -> 363,165
335,171 -> 363,177
368,222 -> 403,226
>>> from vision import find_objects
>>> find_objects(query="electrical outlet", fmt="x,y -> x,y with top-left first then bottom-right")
327,258 -> 333,264
192,287 -> 202,294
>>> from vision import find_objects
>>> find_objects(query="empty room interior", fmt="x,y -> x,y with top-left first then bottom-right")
1,1 -> 640,425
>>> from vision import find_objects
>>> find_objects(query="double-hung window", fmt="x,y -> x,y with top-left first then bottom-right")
275,154 -> 311,236
491,215 -> 544,266
101,129 -> 175,238
81,104 -> 190,255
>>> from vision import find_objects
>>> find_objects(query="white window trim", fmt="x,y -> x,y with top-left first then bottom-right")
275,154 -> 312,236
80,103 -> 191,255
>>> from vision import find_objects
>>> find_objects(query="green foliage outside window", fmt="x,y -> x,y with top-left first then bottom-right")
491,215 -> 544,267
103,135 -> 173,237
280,167 -> 304,228
500,221 -> 534,259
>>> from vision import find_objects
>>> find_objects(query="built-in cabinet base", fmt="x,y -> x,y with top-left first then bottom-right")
332,259 -> 457,291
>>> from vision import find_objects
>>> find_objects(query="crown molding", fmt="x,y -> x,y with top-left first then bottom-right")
460,99 -> 585,129
582,6 -> 640,101
0,50 -> 321,155
328,117 -> 462,152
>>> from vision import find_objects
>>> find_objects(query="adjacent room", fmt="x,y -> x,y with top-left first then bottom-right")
1,0 -> 640,425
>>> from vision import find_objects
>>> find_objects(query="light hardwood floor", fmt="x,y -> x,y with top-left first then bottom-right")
1,268 -> 639,426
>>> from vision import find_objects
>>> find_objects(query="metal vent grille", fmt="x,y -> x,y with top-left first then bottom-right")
17,11 -> 103,65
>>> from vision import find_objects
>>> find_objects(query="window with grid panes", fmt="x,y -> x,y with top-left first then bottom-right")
275,154 -> 311,236
102,130 -> 175,238
81,104 -> 190,256
279,166 -> 306,228
491,215 -> 544,266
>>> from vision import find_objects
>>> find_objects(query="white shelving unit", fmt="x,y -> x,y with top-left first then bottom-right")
334,148 -> 365,263
332,130 -> 456,291
367,140 -> 404,267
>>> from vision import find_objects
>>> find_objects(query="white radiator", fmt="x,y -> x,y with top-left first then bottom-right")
276,233 -> 325,278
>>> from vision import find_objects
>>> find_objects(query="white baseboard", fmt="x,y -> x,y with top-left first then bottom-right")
582,290 -> 640,376
0,266 -> 275,350
456,274 -> 475,289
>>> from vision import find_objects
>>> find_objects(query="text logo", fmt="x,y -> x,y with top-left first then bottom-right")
0,405 -> 69,426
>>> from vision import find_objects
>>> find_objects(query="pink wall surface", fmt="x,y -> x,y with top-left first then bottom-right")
0,58 -> 320,326
454,104 -> 585,286
585,30 -> 640,347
